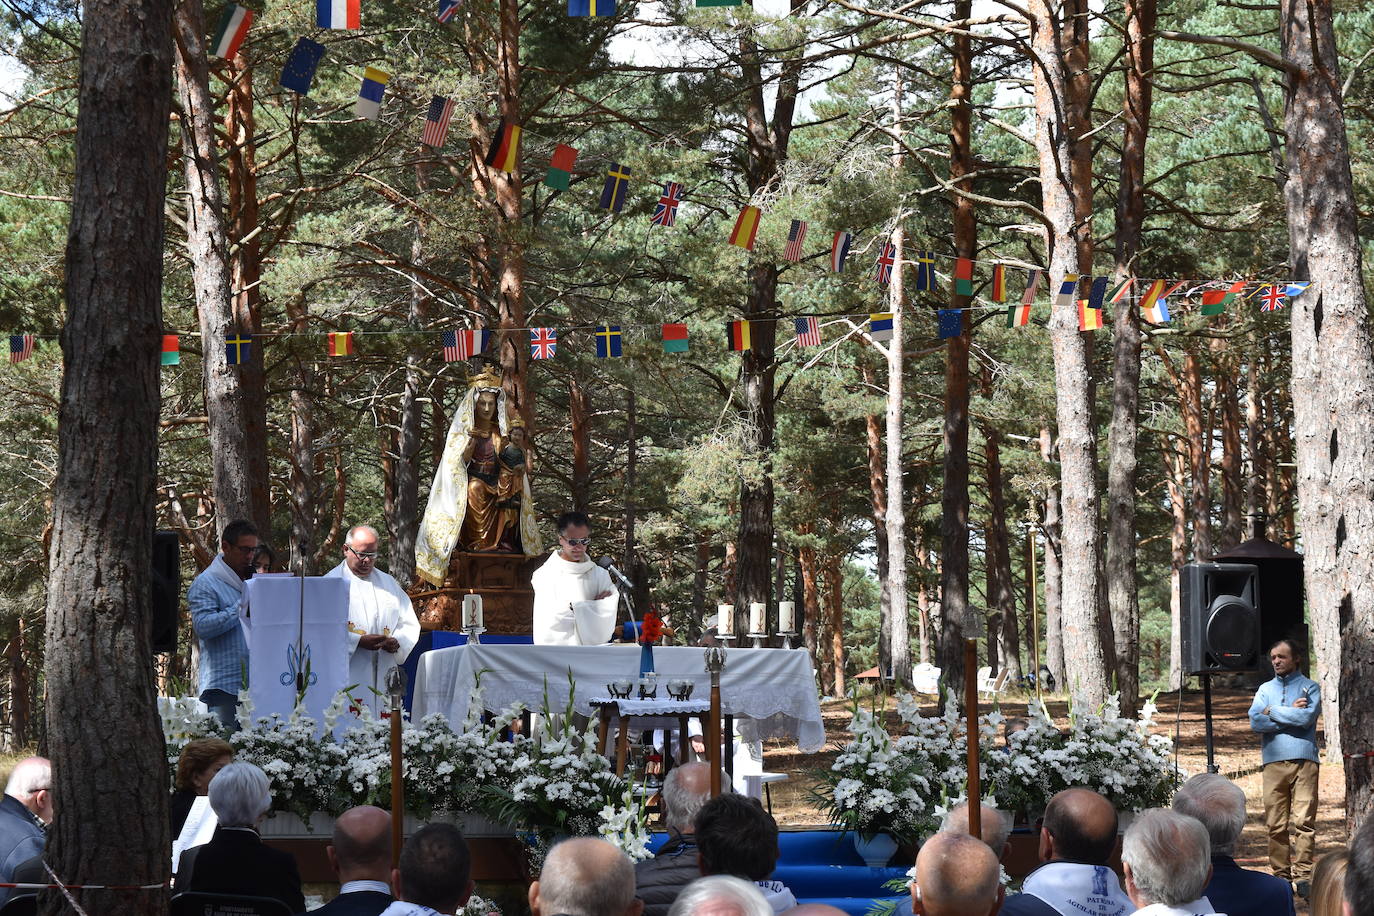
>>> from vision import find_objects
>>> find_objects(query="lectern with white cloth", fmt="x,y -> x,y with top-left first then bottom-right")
245,576 -> 350,729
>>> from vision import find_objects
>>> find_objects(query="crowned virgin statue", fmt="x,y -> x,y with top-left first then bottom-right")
415,370 -> 543,586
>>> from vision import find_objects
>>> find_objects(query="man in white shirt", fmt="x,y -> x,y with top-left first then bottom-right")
530,511 -> 618,645
1121,809 -> 1223,916
326,525 -> 420,715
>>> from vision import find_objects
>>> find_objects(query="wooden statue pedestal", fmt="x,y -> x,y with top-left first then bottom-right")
410,551 -> 542,635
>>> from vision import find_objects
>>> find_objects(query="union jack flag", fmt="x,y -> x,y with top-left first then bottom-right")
783,219 -> 807,262
530,327 -> 557,360
422,95 -> 456,148
436,0 -> 458,19
651,181 -> 683,227
874,242 -> 896,285
794,316 -> 821,347
1259,285 -> 1286,312
441,329 -> 470,362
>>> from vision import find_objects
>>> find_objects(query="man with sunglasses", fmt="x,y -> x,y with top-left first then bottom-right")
326,525 -> 420,716
531,511 -> 618,645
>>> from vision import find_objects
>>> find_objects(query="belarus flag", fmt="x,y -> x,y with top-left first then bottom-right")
318,0 -> 361,29
211,4 -> 253,59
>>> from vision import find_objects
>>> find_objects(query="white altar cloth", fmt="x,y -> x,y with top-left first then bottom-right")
412,644 -> 826,752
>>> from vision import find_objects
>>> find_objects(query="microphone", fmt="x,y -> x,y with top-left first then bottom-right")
597,556 -> 635,590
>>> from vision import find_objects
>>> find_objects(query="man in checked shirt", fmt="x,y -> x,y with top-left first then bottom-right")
1248,639 -> 1322,900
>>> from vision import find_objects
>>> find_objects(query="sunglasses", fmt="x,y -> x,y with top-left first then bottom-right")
561,537 -> 592,546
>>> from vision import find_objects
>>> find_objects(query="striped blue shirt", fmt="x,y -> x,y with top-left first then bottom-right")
188,566 -> 247,699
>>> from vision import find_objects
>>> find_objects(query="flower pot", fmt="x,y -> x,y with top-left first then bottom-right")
853,831 -> 899,867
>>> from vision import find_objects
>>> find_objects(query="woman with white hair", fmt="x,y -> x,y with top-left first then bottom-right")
173,762 -> 305,913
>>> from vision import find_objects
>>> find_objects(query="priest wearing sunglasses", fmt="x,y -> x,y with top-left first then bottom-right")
531,511 -> 619,646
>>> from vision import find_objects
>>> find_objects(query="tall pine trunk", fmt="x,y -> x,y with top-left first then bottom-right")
1040,427 -> 1065,687
982,369 -> 1021,682
885,76 -> 911,688
47,0 -> 174,905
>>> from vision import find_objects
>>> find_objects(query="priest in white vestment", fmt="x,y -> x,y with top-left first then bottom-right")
326,525 -> 421,714
531,511 -> 619,645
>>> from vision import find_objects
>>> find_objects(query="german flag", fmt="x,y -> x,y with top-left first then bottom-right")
328,331 -> 354,356
991,264 -> 1007,302
726,320 -> 752,351
484,121 -> 521,174
729,206 -> 761,251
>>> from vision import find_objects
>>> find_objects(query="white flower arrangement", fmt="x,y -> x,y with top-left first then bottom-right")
462,894 -> 502,915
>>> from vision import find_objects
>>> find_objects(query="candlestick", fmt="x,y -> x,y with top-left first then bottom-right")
778,601 -> 795,633
716,604 -> 735,638
748,602 -> 766,636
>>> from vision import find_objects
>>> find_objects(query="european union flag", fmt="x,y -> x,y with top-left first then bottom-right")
280,37 -> 325,95
595,325 -> 622,358
938,309 -> 963,339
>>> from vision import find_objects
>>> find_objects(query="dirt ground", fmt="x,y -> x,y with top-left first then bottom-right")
759,685 -> 1343,913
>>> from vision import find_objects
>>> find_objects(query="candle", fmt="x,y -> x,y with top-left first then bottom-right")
717,604 -> 734,637
778,601 -> 796,633
462,593 -> 483,630
749,602 -> 766,635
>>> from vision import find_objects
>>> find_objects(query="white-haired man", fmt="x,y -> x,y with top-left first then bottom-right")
636,763 -> 718,916
1172,773 -> 1295,916
326,525 -> 420,715
667,875 -> 772,916
0,758 -> 50,883
530,837 -> 643,916
1121,809 -> 1221,916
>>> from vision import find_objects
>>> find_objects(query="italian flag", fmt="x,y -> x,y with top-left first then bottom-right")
211,4 -> 254,60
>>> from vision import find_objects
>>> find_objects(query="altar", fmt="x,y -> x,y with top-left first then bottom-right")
412,643 -> 827,752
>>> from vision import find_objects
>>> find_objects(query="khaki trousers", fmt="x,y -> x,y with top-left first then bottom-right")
1263,758 -> 1319,881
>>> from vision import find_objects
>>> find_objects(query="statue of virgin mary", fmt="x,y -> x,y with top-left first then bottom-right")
414,370 -> 543,586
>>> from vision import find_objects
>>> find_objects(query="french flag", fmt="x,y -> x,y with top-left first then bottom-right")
318,0 -> 360,29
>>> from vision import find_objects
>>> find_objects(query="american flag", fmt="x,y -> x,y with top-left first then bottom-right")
530,327 -> 557,360
874,242 -> 896,285
783,219 -> 807,262
440,329 -> 470,362
422,95 -> 456,148
794,316 -> 821,347
651,181 -> 683,227
8,334 -> 33,363
1259,285 -> 1286,312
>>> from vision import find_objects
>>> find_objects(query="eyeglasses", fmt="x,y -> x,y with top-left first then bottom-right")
347,545 -> 379,560
561,537 -> 592,546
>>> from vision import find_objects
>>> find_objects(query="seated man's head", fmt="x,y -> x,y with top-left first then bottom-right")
1172,773 -> 1246,857
1121,809 -> 1213,909
330,805 -> 393,884
207,762 -> 271,828
941,801 -> 1013,860
530,836 -> 642,916
666,875 -> 771,916
694,794 -> 779,881
4,757 -> 52,824
393,823 -> 473,914
1040,788 -> 1118,865
662,762 -> 713,835
912,832 -> 1002,916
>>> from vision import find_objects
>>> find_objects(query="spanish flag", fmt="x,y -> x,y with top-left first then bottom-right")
991,264 -> 1008,302
1078,300 -> 1104,331
726,320 -> 752,351
484,121 -> 521,174
729,206 -> 761,251
1138,279 -> 1167,319
328,331 -> 354,356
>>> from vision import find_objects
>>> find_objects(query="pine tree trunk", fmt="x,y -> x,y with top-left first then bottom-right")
1279,0 -> 1374,816
491,0 -> 529,418
915,538 -> 932,665
1106,0 -> 1153,715
824,554 -> 845,696
1183,349 -> 1213,559
174,0 -> 253,535
886,246 -> 911,687
1040,428 -> 1065,687
48,0 -> 173,904
1031,0 -> 1107,710
981,370 -> 1021,682
1167,439 -> 1188,689
1217,346 -> 1244,549
799,537 -> 820,659
568,378 -> 591,512
862,366 -> 890,676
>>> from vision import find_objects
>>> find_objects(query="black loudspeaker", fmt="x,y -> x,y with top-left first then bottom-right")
1180,561 -> 1261,674
1213,534 -> 1306,681
151,530 -> 180,653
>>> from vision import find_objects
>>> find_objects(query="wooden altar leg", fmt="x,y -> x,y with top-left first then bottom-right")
597,706 -> 612,757
677,714 -> 691,768
615,712 -> 631,776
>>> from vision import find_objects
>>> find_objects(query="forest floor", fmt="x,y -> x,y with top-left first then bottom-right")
762,684 -> 1343,913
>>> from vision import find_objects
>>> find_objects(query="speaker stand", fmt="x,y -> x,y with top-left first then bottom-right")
1201,673 -> 1219,774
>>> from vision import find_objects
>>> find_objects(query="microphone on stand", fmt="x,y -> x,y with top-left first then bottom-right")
597,556 -> 639,641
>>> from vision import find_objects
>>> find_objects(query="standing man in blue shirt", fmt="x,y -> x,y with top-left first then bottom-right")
1248,638 -> 1321,899
189,519 -> 260,729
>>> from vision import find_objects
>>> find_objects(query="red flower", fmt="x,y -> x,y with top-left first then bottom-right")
640,611 -> 664,645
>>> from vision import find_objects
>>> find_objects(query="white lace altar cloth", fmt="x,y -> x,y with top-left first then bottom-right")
412,644 -> 826,752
